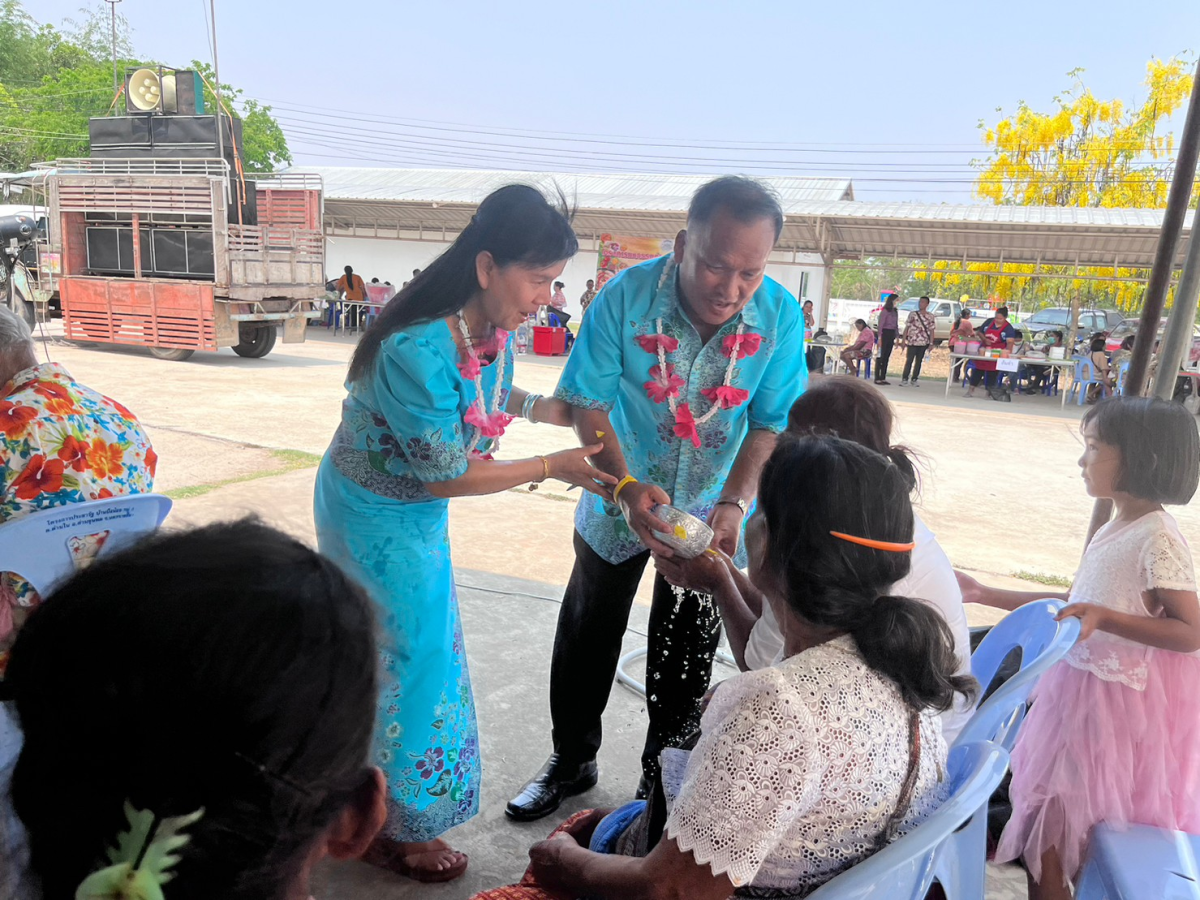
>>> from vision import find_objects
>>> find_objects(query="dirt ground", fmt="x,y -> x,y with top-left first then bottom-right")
29,325 -> 1200,620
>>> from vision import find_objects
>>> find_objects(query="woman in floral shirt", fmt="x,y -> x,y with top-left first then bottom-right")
314,186 -> 615,883
0,307 -> 155,675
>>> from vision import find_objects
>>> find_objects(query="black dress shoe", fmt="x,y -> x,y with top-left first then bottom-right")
505,754 -> 599,822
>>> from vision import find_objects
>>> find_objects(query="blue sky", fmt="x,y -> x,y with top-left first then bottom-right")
30,0 -> 1200,202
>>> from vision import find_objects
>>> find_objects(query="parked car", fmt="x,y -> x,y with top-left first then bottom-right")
1022,307 -> 1125,335
1105,317 -> 1200,362
868,297 -> 967,345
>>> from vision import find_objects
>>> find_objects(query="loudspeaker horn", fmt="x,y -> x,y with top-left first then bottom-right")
127,68 -> 163,112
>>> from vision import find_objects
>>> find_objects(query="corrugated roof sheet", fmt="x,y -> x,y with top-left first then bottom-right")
285,166 -> 856,208
303,166 -> 1195,271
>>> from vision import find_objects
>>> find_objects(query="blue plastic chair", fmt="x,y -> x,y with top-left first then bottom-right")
952,600 -> 1080,752
852,356 -> 873,379
0,494 -> 173,597
1068,356 -> 1104,406
1076,823 -> 1200,900
1115,360 -> 1130,395
807,741 -> 1010,900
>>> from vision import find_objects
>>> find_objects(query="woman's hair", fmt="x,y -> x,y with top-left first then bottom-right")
1121,335 -> 1135,351
7,520 -> 379,900
756,435 -> 976,711
1090,335 -> 1107,352
1083,397 -> 1200,504
883,293 -> 897,311
786,376 -> 918,491
854,318 -> 867,329
347,184 -> 578,383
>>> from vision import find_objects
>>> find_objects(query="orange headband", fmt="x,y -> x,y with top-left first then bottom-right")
829,531 -> 915,553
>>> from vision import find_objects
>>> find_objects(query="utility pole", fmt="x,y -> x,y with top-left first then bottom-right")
1153,212 -> 1200,399
1085,60 -> 1200,544
105,0 -> 122,101
210,0 -> 225,169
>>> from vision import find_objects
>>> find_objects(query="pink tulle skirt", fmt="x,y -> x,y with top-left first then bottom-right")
995,653 -> 1200,886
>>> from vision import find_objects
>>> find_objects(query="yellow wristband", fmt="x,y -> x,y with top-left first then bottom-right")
613,475 -> 638,504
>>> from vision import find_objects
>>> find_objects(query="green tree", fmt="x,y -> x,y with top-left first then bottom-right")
190,62 -> 291,174
0,2 -> 290,173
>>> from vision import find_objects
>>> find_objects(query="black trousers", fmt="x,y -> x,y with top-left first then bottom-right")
550,530 -> 722,783
876,329 -> 897,380
901,344 -> 929,382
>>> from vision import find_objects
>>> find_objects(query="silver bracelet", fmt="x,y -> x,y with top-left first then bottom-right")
522,393 -> 541,423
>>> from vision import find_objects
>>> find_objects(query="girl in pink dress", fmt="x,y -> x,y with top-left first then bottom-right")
957,396 -> 1200,900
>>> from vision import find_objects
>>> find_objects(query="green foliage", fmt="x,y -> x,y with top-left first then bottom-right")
190,62 -> 291,173
0,2 -> 289,172
1011,570 -> 1073,588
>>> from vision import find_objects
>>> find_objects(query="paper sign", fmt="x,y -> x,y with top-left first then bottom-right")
996,358 -> 1020,372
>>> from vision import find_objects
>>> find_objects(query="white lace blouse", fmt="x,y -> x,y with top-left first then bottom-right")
1066,510 -> 1197,691
665,636 -> 949,893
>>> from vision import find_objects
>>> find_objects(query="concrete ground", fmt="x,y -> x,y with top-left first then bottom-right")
26,324 -> 1180,898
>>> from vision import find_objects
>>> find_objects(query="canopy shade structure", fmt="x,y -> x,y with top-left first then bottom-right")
292,166 -> 1195,281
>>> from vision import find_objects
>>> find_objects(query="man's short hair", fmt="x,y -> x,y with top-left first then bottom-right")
0,306 -> 34,356
688,176 -> 784,241
920,296 -> 930,302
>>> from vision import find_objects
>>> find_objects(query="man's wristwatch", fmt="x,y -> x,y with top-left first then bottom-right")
716,497 -> 747,516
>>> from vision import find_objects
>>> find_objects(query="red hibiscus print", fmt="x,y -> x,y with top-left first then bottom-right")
145,446 -> 158,477
701,385 -> 750,410
57,434 -> 89,472
644,364 -> 684,404
108,399 -> 138,421
86,439 -> 126,480
636,333 -> 680,355
11,455 -> 65,501
32,381 -> 79,416
92,488 -> 114,500
723,332 -> 762,359
673,403 -> 702,448
0,401 -> 36,438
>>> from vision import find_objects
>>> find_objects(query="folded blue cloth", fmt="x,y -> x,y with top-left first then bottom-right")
588,800 -> 647,854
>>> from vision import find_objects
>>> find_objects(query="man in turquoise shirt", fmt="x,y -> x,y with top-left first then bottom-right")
508,177 -> 806,821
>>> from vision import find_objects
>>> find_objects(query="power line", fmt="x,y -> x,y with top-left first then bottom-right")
262,97 -> 1186,156
279,124 -> 1183,186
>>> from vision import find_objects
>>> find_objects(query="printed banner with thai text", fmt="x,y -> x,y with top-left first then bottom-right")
596,234 -> 675,289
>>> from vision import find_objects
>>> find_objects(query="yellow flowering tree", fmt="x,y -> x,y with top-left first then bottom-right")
917,56 -> 1197,314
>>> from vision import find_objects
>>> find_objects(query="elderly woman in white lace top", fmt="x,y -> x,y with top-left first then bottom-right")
518,435 -> 977,900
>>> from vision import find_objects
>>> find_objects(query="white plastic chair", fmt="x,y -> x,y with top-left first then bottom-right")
0,494 -> 173,596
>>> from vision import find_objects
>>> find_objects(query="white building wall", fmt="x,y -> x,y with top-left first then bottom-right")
324,234 -> 826,320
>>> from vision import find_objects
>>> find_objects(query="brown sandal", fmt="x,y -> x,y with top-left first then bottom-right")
363,837 -> 469,883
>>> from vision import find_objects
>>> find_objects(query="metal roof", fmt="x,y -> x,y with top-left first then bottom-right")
296,165 -> 1195,273
285,166 -> 856,208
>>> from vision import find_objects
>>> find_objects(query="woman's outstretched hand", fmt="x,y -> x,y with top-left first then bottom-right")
547,443 -> 618,500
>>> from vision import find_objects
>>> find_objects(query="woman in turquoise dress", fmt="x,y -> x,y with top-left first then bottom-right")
314,185 -> 614,883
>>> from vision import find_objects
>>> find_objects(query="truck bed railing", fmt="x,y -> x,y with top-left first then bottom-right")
36,158 -> 231,178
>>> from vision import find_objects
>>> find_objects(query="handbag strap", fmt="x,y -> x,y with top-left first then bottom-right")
872,708 -> 923,852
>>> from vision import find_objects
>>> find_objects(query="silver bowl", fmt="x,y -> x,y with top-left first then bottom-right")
652,504 -> 715,559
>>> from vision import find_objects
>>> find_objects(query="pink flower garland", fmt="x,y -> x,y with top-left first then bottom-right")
639,323 -> 759,444
456,318 -> 513,456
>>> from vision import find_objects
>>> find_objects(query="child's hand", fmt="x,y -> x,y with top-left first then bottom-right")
1057,602 -> 1109,640
954,570 -> 985,604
